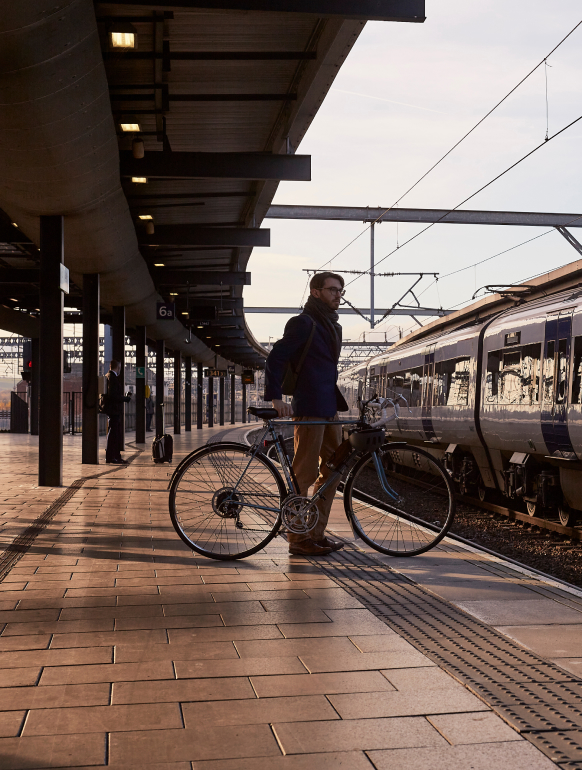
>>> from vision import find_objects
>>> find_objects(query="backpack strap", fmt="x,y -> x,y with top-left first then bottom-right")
295,318 -> 316,376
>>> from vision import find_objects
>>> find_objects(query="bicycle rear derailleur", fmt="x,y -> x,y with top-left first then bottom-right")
281,494 -> 319,535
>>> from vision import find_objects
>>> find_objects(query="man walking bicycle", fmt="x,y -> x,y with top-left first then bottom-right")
264,272 -> 348,556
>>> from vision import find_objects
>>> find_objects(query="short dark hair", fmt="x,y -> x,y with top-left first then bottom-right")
310,271 -> 344,291
110,359 -> 121,370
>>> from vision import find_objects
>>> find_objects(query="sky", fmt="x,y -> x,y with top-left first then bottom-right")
244,0 -> 582,345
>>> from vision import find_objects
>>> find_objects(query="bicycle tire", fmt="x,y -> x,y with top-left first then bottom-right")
344,444 -> 455,556
169,442 -> 286,560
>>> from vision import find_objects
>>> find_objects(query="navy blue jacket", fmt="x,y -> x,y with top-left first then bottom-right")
264,313 -> 348,417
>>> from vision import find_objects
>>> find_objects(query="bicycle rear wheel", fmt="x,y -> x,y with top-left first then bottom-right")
344,444 -> 455,556
169,442 -> 286,560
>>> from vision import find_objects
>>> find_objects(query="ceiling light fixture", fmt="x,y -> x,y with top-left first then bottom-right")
154,263 -> 165,267
11,222 -> 18,228
108,22 -> 137,50
138,214 -> 153,220
131,177 -> 147,184
170,292 -> 178,296
120,114 -> 141,132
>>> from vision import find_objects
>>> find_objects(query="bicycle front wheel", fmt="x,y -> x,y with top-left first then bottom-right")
344,444 -> 455,556
169,442 -> 286,560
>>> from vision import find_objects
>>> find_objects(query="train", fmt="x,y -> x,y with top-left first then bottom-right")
338,273 -> 582,526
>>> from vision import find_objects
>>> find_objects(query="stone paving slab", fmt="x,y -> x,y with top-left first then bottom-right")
0,426 -> 566,768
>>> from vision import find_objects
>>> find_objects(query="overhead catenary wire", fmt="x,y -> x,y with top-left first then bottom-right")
313,17 -> 582,276
345,109 -> 582,295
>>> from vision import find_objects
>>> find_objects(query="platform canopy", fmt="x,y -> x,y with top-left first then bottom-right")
0,1 -> 424,366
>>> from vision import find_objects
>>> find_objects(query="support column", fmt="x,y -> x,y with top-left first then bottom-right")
207,376 -> 214,427
219,376 -> 225,426
230,373 -> 236,424
30,337 -> 40,436
242,380 -> 247,423
173,350 -> 181,434
39,215 -> 64,487
82,274 -> 100,464
112,306 -> 125,449
370,222 -> 375,329
135,326 -> 146,444
155,339 -> 165,437
197,362 -> 203,429
184,356 -> 192,431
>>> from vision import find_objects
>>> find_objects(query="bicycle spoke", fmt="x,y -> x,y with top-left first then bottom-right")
346,446 -> 455,556
170,444 -> 284,560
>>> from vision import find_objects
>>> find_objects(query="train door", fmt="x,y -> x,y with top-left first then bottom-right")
541,310 -> 576,458
421,345 -> 437,440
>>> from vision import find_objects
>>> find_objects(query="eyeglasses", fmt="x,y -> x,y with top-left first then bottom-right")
320,287 -> 345,296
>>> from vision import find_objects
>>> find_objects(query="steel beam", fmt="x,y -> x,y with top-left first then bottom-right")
153,270 -> 251,285
196,362 -> 203,429
184,356 -> 192,431
156,340 -> 165,437
30,338 -> 39,436
230,373 -> 235,425
242,380 -> 247,424
0,269 -> 40,283
245,307 -> 449,316
266,205 -> 582,227
208,375 -> 214,428
121,151 -> 310,181
109,0 -> 425,21
38,216 -> 64,487
112,306 -> 126,450
173,350 -> 182,434
82,274 -> 100,464
219,376 -> 224,426
141,227 -> 269,248
105,51 -> 317,61
135,326 -> 146,444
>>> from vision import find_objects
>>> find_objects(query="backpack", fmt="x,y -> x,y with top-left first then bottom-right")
281,318 -> 316,396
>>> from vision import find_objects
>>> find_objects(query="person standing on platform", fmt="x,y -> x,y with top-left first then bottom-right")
105,359 -> 131,465
145,388 -> 155,432
264,271 -> 348,556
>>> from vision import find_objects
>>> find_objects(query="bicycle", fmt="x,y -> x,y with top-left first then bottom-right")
168,394 -> 455,560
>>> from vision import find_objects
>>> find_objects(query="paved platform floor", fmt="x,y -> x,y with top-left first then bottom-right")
0,425 -> 575,768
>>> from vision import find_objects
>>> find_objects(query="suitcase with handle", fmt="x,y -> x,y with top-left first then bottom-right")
152,433 -> 173,463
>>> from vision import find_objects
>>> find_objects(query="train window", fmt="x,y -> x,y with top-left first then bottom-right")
410,366 -> 423,407
543,340 -> 555,405
434,358 -> 470,406
556,339 -> 568,404
572,337 -> 582,404
485,344 -> 541,405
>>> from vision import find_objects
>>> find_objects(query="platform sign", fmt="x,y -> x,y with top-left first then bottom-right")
241,370 -> 255,385
227,365 -> 235,374
204,368 -> 226,378
136,366 -> 145,379
156,302 -> 175,320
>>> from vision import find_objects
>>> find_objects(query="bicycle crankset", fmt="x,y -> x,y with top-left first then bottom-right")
281,495 -> 319,535
212,487 -> 242,518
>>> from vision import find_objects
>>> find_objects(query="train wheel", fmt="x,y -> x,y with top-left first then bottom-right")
526,501 -> 539,517
558,503 -> 578,528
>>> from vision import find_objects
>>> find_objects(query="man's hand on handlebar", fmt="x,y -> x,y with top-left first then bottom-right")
272,399 -> 293,418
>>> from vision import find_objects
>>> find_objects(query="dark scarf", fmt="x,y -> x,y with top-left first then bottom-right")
303,295 -> 342,361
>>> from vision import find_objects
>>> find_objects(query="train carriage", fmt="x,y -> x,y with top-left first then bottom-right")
338,268 -> 582,525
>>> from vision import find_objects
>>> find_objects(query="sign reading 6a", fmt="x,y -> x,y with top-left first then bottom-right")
157,302 -> 176,320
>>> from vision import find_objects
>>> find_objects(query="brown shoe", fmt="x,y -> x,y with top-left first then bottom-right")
289,539 -> 333,556
315,537 -> 344,552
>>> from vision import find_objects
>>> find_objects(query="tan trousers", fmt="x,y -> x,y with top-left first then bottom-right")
289,416 -> 342,543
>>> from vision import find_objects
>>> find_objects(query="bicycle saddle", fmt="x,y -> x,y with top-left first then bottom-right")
247,407 -> 279,419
